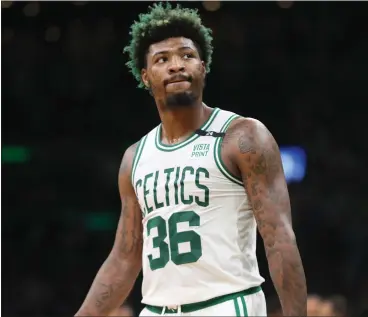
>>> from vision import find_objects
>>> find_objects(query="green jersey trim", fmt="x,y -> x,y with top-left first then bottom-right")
131,135 -> 148,185
154,108 -> 220,152
145,285 -> 260,314
214,114 -> 243,186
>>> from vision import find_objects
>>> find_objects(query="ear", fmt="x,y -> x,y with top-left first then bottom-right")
141,69 -> 150,88
201,61 -> 206,78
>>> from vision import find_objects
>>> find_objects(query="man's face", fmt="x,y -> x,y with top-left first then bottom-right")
307,296 -> 337,316
141,37 -> 206,109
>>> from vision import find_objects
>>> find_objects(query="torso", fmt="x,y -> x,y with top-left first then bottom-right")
131,107 -> 264,306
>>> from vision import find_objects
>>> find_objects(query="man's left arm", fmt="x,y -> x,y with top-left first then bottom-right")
228,118 -> 307,316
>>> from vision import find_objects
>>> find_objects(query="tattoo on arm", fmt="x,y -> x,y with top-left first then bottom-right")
76,143 -> 143,316
117,142 -> 143,256
118,191 -> 143,256
234,119 -> 307,316
90,197 -> 143,312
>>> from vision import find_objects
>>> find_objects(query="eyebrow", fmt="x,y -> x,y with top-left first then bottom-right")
152,46 -> 194,57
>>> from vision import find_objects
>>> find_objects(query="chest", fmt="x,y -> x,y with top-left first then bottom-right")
133,140 -> 219,217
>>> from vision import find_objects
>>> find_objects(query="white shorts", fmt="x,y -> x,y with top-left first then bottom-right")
139,287 -> 267,316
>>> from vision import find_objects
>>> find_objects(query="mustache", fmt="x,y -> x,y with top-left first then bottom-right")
164,74 -> 193,86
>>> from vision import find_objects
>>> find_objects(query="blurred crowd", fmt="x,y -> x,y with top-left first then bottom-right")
2,1 -> 368,316
268,294 -> 348,316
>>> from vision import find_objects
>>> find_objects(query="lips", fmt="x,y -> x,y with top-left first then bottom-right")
165,76 -> 190,85
170,79 -> 187,83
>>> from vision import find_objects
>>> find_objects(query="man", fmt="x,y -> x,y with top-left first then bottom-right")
307,295 -> 347,317
109,303 -> 134,317
76,3 -> 307,316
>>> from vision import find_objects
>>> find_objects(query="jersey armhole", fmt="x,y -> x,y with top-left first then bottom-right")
130,134 -> 148,186
213,114 -> 243,187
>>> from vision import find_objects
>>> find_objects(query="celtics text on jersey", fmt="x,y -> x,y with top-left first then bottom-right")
131,108 -> 265,307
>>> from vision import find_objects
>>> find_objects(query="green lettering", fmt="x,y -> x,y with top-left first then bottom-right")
153,171 -> 164,210
143,173 -> 154,214
147,216 -> 170,270
180,166 -> 194,205
169,211 -> 202,265
195,167 -> 209,207
164,167 -> 174,206
135,179 -> 142,193
147,211 -> 203,270
174,167 -> 181,205
135,179 -> 145,216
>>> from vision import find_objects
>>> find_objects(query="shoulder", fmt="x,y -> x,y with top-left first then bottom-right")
223,116 -> 277,155
228,117 -> 271,137
119,126 -> 154,175
221,116 -> 283,179
116,141 -> 144,210
119,141 -> 141,178
117,141 -> 142,197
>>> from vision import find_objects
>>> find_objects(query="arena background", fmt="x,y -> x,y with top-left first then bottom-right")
2,1 -> 368,316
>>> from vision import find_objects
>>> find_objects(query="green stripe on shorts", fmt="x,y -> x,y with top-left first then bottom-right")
240,296 -> 248,316
233,298 -> 241,316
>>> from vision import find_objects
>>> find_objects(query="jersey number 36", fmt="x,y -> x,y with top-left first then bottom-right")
146,210 -> 202,270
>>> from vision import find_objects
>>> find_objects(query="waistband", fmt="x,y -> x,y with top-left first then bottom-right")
146,285 -> 262,314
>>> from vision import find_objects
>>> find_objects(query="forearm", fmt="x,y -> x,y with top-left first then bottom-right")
266,240 -> 307,316
75,253 -> 141,316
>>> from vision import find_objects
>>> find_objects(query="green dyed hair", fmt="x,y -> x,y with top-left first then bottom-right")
124,2 -> 214,89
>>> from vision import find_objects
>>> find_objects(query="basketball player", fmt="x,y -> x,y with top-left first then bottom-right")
75,3 -> 307,316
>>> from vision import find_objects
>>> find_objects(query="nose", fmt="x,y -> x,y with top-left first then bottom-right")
168,57 -> 185,74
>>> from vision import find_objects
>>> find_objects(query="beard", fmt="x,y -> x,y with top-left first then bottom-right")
165,91 -> 198,109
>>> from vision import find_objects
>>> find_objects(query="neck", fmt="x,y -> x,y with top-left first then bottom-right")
157,99 -> 208,144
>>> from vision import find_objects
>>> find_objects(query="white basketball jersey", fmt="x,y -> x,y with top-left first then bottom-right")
131,108 -> 265,306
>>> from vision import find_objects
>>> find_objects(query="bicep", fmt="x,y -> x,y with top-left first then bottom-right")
243,154 -> 292,242
112,190 -> 143,260
233,119 -> 293,245
111,146 -> 143,261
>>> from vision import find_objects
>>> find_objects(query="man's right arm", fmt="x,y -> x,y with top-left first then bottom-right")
75,143 -> 143,316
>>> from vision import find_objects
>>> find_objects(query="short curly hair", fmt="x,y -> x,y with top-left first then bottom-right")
124,2 -> 214,89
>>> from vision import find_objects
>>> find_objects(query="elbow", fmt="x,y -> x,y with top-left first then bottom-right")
264,231 -> 301,266
109,249 -> 142,274
262,229 -> 298,260
280,213 -> 296,241
273,213 -> 297,246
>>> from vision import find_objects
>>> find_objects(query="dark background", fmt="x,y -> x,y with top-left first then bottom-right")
2,1 -> 368,316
